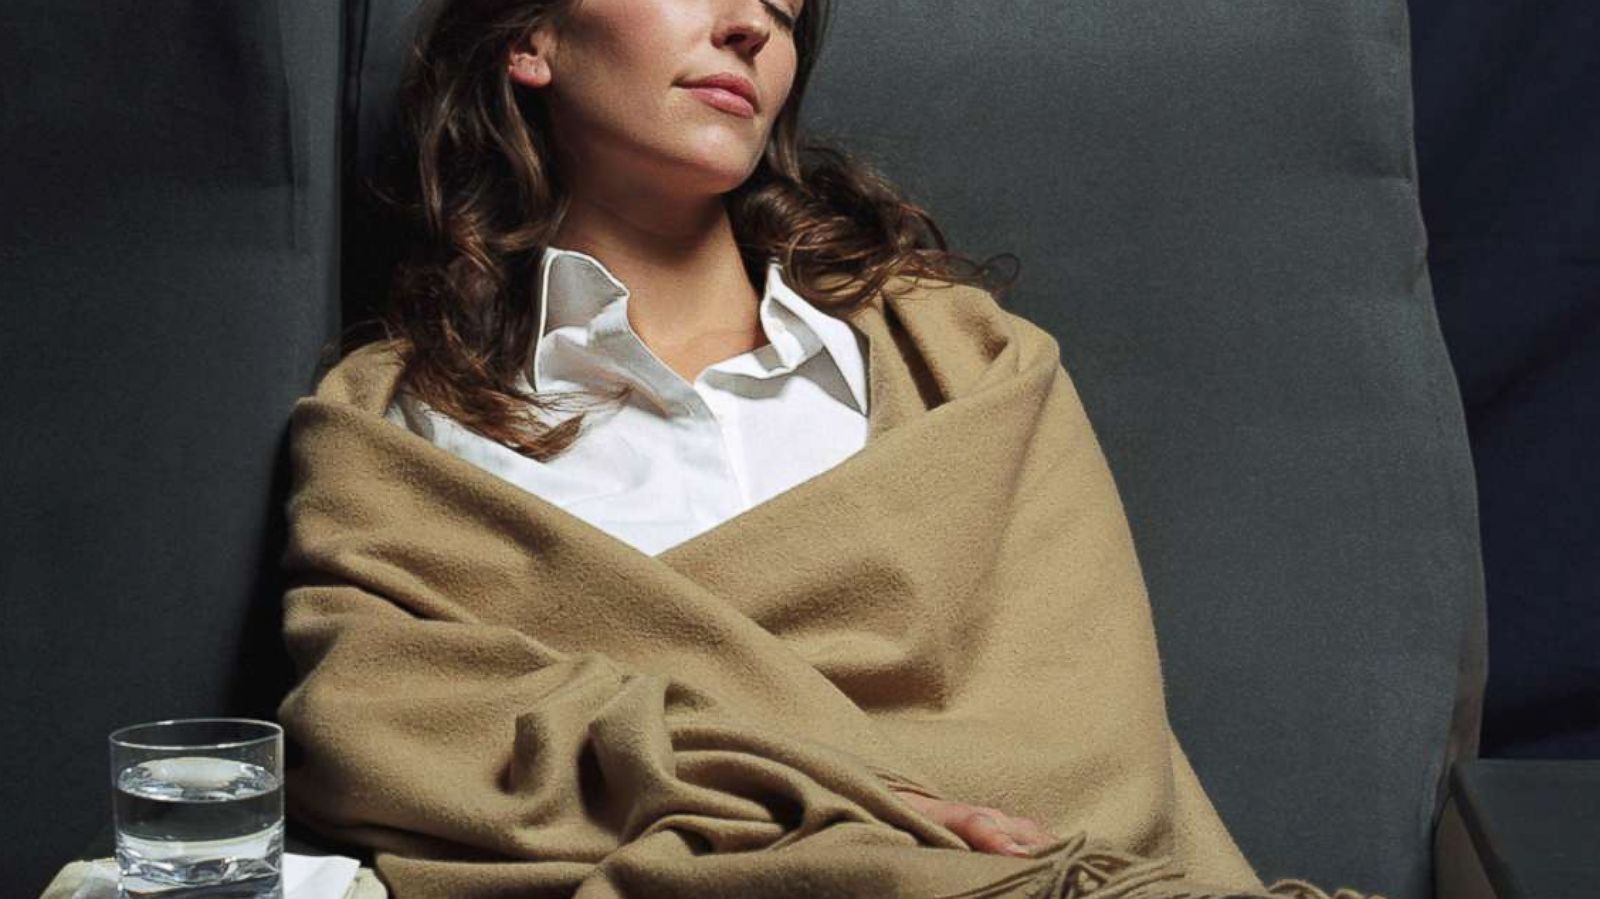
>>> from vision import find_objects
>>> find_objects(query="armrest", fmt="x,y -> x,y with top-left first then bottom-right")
1434,759 -> 1600,899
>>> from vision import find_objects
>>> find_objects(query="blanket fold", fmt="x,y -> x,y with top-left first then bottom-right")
277,275 -> 1381,898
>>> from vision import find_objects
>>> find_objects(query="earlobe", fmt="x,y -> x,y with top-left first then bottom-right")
507,31 -> 554,89
508,51 -> 548,89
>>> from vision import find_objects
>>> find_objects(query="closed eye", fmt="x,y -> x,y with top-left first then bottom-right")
761,0 -> 797,30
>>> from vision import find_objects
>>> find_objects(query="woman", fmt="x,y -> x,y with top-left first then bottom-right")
277,1 -> 1381,896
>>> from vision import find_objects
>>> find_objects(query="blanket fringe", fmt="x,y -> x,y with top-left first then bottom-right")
1262,879 -> 1388,899
932,832 -> 1186,899
929,832 -> 1389,899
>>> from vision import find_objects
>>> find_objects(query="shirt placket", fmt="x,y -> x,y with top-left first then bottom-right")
628,359 -> 749,528
694,379 -> 752,514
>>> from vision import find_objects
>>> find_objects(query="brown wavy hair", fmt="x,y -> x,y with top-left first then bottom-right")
363,0 -> 1019,462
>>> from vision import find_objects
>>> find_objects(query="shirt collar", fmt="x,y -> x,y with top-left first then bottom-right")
530,245 -> 868,414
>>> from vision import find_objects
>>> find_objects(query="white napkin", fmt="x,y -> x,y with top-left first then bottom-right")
68,853 -> 361,899
283,853 -> 361,898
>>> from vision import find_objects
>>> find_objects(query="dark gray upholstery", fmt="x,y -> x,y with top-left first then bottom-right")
788,4 -> 1485,896
0,1 -> 345,894
1,1 -> 1483,898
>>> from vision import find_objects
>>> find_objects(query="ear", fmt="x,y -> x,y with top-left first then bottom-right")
508,30 -> 555,89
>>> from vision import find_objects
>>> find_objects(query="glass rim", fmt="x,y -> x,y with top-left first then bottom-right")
109,717 -> 282,752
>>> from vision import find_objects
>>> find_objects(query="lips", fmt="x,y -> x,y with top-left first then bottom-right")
679,72 -> 760,118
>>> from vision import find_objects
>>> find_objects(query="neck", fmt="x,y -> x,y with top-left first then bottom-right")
551,193 -> 763,353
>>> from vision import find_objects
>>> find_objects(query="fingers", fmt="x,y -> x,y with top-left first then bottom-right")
959,811 -> 1029,856
887,790 -> 1057,858
991,811 -> 1057,851
955,809 -> 1038,858
967,805 -> 1054,853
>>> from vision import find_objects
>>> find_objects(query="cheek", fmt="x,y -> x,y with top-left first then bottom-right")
590,1 -> 682,77
560,4 -> 679,106
771,67 -> 798,112
765,44 -> 800,110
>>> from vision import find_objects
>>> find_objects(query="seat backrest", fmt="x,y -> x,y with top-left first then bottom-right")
344,3 -> 1485,897
782,6 -> 1486,897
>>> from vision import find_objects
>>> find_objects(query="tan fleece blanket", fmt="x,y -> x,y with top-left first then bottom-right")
276,276 -> 1382,899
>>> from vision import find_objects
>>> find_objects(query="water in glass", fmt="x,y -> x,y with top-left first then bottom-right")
114,753 -> 283,898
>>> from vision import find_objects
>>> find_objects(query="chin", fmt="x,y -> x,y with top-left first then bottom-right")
676,156 -> 765,195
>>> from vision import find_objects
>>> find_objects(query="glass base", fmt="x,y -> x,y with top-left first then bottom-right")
116,825 -> 283,898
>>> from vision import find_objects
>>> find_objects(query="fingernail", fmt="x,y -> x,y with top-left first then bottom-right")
1004,838 -> 1029,856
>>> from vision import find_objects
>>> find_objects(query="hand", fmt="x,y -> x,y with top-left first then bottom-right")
890,788 -> 1058,858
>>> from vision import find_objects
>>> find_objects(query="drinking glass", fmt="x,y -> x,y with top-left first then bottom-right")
109,718 -> 284,898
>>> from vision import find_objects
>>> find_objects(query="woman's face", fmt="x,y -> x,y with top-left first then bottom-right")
510,0 -> 803,200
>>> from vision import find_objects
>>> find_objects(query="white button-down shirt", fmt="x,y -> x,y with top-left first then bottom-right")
386,245 -> 870,556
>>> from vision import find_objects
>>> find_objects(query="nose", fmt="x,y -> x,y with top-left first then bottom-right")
713,3 -> 772,59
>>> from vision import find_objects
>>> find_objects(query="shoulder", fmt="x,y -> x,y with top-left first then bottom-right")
877,274 -> 1060,360
307,338 -> 410,414
858,274 -> 1063,401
